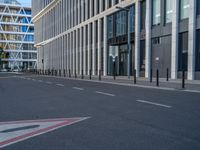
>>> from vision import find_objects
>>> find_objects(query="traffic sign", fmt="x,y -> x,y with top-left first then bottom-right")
0,117 -> 90,148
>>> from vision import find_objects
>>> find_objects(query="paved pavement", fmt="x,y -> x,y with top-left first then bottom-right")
0,72 -> 200,150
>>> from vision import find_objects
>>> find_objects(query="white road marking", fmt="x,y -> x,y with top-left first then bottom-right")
38,80 -> 43,82
56,84 -> 64,87
95,91 -> 115,97
32,79 -> 36,81
72,87 -> 84,91
46,81 -> 52,84
183,89 -> 200,94
136,100 -> 172,108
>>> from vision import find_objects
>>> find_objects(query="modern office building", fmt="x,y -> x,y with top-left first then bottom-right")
32,0 -> 200,80
0,0 -> 36,71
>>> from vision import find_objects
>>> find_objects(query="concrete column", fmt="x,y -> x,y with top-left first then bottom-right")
73,31 -> 76,74
78,0 -> 80,24
80,27 -> 83,74
103,16 -> 108,76
135,0 -> 141,77
76,29 -> 79,74
81,0 -> 84,22
145,0 -> 152,78
92,21 -> 97,75
188,0 -> 196,80
88,23 -> 91,75
171,0 -> 179,79
94,0 -> 97,15
98,19 -> 102,75
85,0 -> 88,20
83,26 -> 87,75
99,0 -> 103,13
90,0 -> 93,18
112,0 -> 115,6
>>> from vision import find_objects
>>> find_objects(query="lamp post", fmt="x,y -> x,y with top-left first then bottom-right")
116,6 -> 131,78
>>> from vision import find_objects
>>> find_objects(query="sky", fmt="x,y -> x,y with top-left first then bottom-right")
18,0 -> 31,6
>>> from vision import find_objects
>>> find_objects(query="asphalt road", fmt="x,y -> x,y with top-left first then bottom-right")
0,73 -> 200,150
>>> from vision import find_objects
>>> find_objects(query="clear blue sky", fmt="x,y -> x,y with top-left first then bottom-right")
18,0 -> 31,6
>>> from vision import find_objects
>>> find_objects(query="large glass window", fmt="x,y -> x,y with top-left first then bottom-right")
152,0 -> 161,25
130,5 -> 135,33
197,0 -> 200,16
180,0 -> 189,20
178,32 -> 188,71
116,11 -> 127,36
165,0 -> 173,23
140,0 -> 146,30
196,30 -> 200,71
107,15 -> 113,39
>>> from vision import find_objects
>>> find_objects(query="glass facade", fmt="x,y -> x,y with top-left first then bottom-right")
180,0 -> 189,20
130,5 -> 135,33
116,11 -> 127,36
165,0 -> 173,23
140,0 -> 146,30
197,0 -> 200,16
196,30 -> 200,71
152,0 -> 161,25
107,15 -> 113,39
178,32 -> 188,71
0,1 -> 36,70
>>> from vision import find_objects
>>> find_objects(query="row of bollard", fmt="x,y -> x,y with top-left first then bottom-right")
34,68 -> 186,89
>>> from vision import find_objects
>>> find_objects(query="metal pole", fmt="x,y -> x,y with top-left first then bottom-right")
134,69 -> 136,84
156,69 -> 159,86
166,68 -> 169,81
182,70 -> 185,89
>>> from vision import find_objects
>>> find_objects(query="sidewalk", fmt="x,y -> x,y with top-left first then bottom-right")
28,72 -> 200,92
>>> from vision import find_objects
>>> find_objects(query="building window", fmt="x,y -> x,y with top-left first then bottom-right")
197,0 -> 200,16
165,0 -> 173,23
152,0 -> 161,25
196,30 -> 200,71
107,15 -> 113,39
140,0 -> 146,30
180,0 -> 189,20
130,5 -> 135,33
116,11 -> 127,36
140,40 -> 145,71
178,32 -> 188,71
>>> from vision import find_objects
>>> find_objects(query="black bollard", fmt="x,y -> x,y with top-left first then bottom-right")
150,68 -> 153,83
64,69 -> 66,77
81,70 -> 84,79
166,68 -> 169,81
99,70 -> 101,81
156,69 -> 159,86
113,61 -> 116,80
69,69 -> 71,78
182,70 -> 185,89
134,69 -> 136,84
89,69 -> 92,80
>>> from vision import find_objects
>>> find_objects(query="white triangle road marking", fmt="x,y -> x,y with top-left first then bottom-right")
0,117 -> 90,148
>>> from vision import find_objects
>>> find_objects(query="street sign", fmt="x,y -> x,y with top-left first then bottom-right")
0,117 -> 90,148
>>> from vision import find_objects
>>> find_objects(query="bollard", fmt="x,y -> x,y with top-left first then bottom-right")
166,68 -> 169,81
113,61 -> 116,80
69,69 -> 71,78
89,69 -> 92,80
156,69 -> 159,86
150,68 -> 153,83
182,70 -> 185,89
134,69 -> 136,84
64,69 -> 66,77
99,70 -> 101,81
81,70 -> 84,79
75,72 -> 77,78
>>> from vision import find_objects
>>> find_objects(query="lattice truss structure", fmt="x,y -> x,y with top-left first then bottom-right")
0,1 -> 36,69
